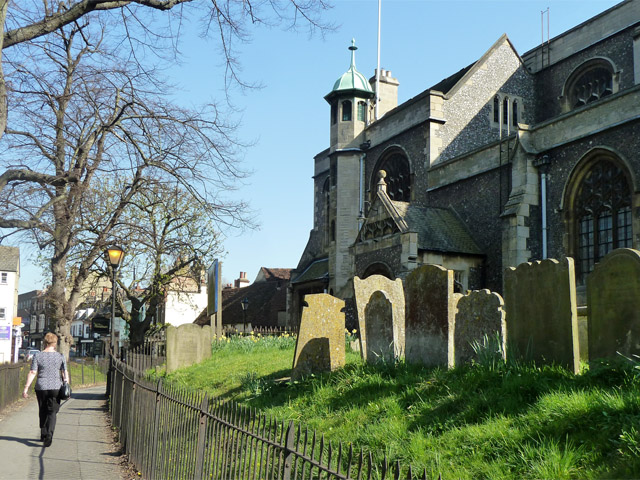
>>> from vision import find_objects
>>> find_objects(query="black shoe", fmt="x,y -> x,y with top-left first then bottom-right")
43,435 -> 52,447
40,435 -> 45,441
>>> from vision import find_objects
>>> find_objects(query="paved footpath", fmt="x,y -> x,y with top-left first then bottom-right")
0,386 -> 126,480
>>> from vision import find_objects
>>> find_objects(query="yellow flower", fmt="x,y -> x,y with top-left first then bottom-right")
352,329 -> 357,334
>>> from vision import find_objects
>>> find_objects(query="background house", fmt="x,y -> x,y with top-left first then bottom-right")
0,246 -> 19,362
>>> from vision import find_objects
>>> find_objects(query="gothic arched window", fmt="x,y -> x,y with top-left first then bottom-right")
371,151 -> 411,202
564,59 -> 615,111
573,159 -> 632,281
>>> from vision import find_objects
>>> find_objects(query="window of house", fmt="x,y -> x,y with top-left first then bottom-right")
0,273 -> 6,284
342,100 -> 352,121
371,151 -> 411,202
574,159 -> 632,282
357,101 -> 367,122
0,308 -> 5,319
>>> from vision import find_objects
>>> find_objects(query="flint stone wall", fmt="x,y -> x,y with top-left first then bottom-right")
453,289 -> 506,366
405,265 -> 455,367
504,257 -> 580,372
353,275 -> 405,362
166,324 -> 212,373
587,248 -> 640,360
292,294 -> 345,380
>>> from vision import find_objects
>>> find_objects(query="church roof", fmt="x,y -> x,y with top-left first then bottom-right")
325,40 -> 374,102
391,202 -> 483,255
291,258 -> 329,284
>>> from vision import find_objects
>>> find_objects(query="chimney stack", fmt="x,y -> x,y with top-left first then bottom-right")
234,271 -> 250,288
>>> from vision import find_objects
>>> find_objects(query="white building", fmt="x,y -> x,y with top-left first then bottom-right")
0,246 -> 20,363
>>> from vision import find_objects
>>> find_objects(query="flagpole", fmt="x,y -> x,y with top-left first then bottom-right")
375,0 -> 381,120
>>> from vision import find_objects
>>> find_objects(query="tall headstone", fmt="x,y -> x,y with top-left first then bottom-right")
405,265 -> 455,367
504,257 -> 580,373
292,294 -> 345,380
353,275 -> 405,362
587,248 -> 640,360
453,289 -> 506,366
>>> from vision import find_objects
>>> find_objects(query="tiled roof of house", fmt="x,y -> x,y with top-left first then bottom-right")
258,268 -> 292,282
0,246 -> 19,272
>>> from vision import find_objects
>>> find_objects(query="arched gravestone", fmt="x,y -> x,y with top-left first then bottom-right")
291,294 -> 345,380
405,264 -> 455,367
504,257 -> 580,373
353,275 -> 405,362
453,289 -> 506,367
364,291 -> 395,363
587,248 -> 640,360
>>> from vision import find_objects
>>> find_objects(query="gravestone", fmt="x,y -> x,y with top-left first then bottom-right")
292,294 -> 345,380
166,324 -> 212,373
353,275 -> 405,362
405,264 -> 455,367
587,248 -> 640,360
503,257 -> 580,373
364,291 -> 394,363
453,289 -> 506,366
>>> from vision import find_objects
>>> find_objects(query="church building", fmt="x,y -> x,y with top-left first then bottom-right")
289,1 -> 640,326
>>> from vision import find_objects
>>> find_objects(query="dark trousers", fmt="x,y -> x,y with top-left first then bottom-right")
35,389 -> 61,439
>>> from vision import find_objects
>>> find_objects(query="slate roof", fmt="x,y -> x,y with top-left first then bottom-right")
390,202 -> 483,255
291,258 -> 329,284
429,63 -> 476,94
0,246 -> 19,272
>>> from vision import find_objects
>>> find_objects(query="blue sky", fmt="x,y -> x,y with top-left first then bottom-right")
16,0 -> 621,292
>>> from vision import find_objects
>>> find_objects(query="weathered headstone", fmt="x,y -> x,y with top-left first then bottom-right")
587,248 -> 640,360
405,264 -> 455,367
453,289 -> 506,366
166,324 -> 212,373
353,275 -> 405,362
292,294 -> 345,380
503,257 -> 580,373
364,291 -> 394,363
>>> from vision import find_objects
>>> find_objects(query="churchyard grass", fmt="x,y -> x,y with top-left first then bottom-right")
158,334 -> 640,479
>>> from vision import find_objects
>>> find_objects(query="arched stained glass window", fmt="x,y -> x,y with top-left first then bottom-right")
371,152 -> 411,202
493,96 -> 500,123
574,159 -> 632,282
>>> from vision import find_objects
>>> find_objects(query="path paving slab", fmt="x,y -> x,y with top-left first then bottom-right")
0,385 -> 125,480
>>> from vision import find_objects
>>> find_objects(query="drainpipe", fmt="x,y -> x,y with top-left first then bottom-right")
358,141 -> 370,230
534,155 -> 551,259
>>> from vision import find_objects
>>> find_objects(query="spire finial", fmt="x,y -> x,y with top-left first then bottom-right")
349,38 -> 357,69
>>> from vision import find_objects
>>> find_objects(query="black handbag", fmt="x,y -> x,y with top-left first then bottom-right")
59,381 -> 72,400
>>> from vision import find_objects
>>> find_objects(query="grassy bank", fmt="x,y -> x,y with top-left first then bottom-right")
159,335 -> 640,479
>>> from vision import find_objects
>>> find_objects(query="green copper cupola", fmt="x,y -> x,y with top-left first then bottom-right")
325,39 -> 375,103
326,40 -> 374,151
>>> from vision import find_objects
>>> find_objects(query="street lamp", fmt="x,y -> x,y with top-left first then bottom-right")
241,297 -> 249,335
106,246 -> 124,357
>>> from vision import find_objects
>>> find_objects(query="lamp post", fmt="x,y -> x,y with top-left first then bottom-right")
106,246 -> 124,357
241,297 -> 249,335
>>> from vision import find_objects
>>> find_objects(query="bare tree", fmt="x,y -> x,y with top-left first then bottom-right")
0,0 -> 332,204
90,180 -> 224,348
0,19 -> 251,357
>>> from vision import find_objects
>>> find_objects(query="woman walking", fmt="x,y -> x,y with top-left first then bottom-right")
22,332 -> 69,447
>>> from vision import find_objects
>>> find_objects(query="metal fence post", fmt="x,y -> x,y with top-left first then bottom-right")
149,379 -> 162,480
194,394 -> 209,478
282,420 -> 296,480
